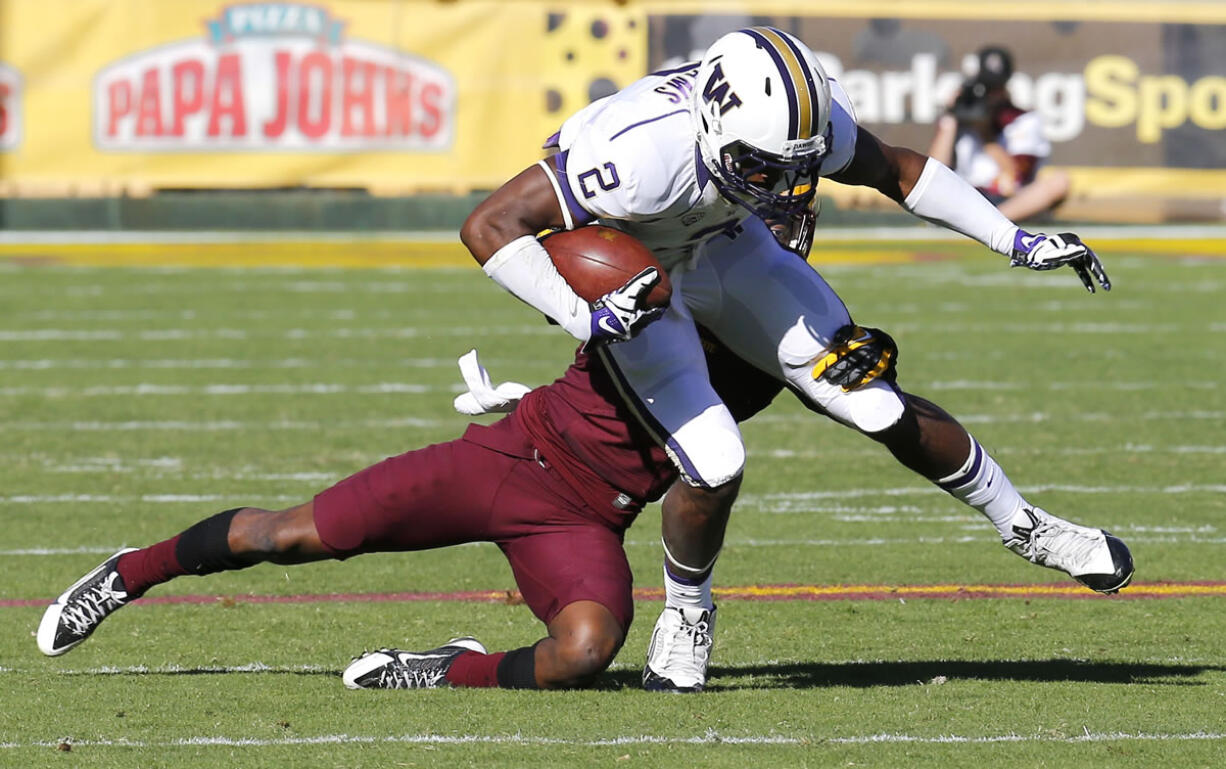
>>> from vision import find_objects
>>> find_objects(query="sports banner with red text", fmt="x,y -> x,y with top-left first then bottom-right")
0,0 -> 646,195
0,0 -> 1223,201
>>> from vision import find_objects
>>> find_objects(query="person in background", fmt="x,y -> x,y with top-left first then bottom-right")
929,45 -> 1070,222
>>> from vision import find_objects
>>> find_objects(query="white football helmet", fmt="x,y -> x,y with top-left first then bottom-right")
692,27 -> 833,223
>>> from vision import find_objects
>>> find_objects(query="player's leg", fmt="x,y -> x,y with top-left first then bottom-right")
36,503 -> 329,656
869,393 -> 1133,592
526,600 -> 625,689
638,476 -> 739,692
348,492 -> 634,691
699,217 -> 1131,592
344,600 -> 625,691
590,297 -> 745,692
38,435 -> 516,657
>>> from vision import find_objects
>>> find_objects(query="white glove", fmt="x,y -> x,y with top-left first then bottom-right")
452,349 -> 531,415
1010,231 -> 1112,293
587,267 -> 666,345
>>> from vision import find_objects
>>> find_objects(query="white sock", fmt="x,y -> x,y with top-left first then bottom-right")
936,436 -> 1030,541
663,562 -> 714,610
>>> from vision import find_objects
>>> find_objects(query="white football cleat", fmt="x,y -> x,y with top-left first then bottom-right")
642,606 -> 716,693
38,548 -> 139,656
343,637 -> 486,690
1005,507 -> 1134,594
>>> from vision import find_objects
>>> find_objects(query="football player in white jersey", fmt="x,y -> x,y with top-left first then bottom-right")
461,27 -> 1132,693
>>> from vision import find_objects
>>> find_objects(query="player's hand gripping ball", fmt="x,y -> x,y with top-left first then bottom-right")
542,226 -> 671,344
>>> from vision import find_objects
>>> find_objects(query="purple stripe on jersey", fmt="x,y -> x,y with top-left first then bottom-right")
550,150 -> 596,227
542,131 -> 560,149
610,109 -> 688,141
743,28 -> 799,141
595,345 -> 714,489
938,439 -> 984,491
649,61 -> 701,78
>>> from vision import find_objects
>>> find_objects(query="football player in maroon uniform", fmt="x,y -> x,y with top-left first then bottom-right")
36,337 -> 782,691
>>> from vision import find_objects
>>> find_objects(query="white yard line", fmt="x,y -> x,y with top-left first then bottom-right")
0,493 -> 300,505
748,410 -> 1224,425
1,381 -> 1218,399
0,417 -> 450,431
0,730 -> 1222,750
0,357 -> 467,369
3,483 -> 1223,507
0,383 -> 440,397
0,322 -> 1208,341
0,325 -> 553,341
2,412 -> 1220,433
0,230 -> 462,244
743,483 -> 1226,504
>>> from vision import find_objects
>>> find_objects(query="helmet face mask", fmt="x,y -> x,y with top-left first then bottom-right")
693,27 -> 833,222
715,136 -> 824,220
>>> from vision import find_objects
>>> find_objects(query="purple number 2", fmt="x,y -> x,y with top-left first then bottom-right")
577,162 -> 620,199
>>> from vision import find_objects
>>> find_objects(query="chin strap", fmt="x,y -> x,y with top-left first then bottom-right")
768,201 -> 818,257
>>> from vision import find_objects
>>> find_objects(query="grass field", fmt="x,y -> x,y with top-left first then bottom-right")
1,233 -> 1224,768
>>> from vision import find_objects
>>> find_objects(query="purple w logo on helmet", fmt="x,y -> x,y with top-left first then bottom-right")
701,62 -> 743,116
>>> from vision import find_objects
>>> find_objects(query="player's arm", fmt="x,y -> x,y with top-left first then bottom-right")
461,163 -> 564,266
828,127 -> 1109,293
461,161 -> 662,344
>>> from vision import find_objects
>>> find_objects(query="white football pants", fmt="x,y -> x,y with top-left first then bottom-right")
601,217 -> 906,488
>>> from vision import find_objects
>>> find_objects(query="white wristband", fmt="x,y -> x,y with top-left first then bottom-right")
482,235 -> 592,341
903,158 -> 1019,256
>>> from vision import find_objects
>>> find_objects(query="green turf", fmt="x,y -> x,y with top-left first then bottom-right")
1,245 -> 1223,768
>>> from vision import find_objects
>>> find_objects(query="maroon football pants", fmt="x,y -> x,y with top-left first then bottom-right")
313,419 -> 635,631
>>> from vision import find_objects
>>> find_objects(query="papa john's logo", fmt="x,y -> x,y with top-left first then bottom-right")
93,3 -> 455,152
0,63 -> 21,151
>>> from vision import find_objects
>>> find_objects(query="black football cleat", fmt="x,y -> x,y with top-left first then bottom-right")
343,637 -> 486,689
38,548 -> 139,656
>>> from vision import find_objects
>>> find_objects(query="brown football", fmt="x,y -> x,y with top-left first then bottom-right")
542,226 -> 671,308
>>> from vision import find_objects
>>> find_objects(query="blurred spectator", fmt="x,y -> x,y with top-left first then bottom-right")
929,46 -> 1070,222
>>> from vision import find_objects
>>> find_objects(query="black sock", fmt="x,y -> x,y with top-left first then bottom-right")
495,643 -> 540,689
173,508 -> 250,576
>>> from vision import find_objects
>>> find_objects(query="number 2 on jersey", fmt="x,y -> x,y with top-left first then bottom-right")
578,163 -> 621,198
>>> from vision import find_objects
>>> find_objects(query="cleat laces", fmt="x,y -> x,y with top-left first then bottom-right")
1028,519 -> 1103,570
374,652 -> 450,690
1008,508 -> 1103,573
60,574 -> 128,636
661,613 -> 712,675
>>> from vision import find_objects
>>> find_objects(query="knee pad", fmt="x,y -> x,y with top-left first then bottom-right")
828,380 -> 907,434
668,404 -> 745,489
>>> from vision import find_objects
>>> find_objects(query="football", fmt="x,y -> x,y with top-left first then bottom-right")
542,226 -> 671,308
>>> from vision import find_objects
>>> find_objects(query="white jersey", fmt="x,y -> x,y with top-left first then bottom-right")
543,64 -> 859,270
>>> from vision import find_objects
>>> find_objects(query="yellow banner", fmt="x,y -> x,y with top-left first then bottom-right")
0,0 -> 647,194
